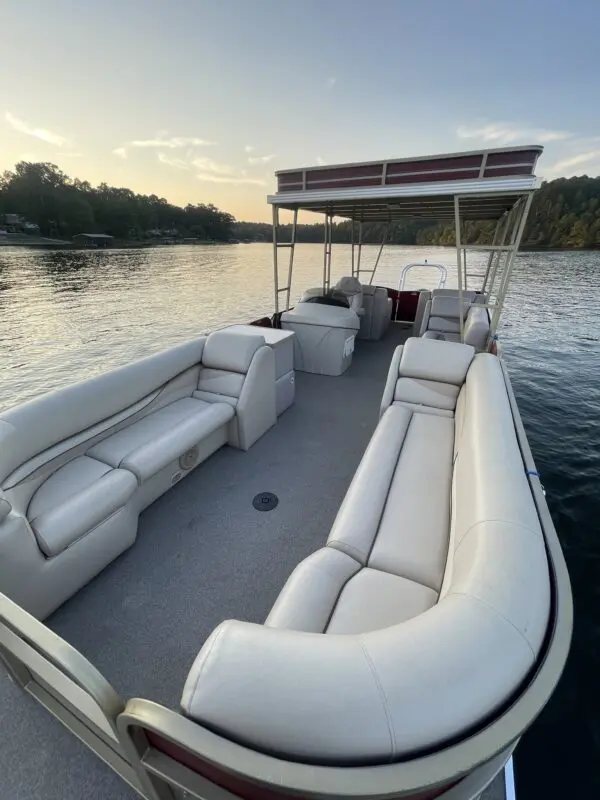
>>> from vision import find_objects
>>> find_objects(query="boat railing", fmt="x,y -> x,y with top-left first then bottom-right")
398,261 -> 447,291
0,593 -> 145,796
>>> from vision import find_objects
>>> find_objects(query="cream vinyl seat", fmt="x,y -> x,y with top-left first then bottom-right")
334,276 -> 364,315
0,330 -> 275,619
181,338 -> 550,765
422,304 -> 491,350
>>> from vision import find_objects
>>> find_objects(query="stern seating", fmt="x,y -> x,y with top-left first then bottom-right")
301,280 -> 391,341
0,331 -> 275,619
181,338 -> 550,765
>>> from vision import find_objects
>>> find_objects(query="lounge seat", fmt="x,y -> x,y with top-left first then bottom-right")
181,338 -> 550,765
88,398 -> 233,483
0,330 -> 275,619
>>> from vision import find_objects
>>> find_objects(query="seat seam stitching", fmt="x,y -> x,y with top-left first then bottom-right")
358,640 -> 396,762
327,540 -> 366,564
361,563 -> 439,594
454,518 -> 543,556
449,592 -> 536,660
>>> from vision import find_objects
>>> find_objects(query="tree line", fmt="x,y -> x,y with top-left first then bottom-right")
0,162 -> 234,241
2,161 -> 600,249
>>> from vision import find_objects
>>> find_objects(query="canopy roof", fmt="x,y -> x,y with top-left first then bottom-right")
268,145 -> 542,221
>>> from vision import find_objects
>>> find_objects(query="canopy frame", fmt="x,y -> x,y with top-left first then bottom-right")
269,147 -> 541,338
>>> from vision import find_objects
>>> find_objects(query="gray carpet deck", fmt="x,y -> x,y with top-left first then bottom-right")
1,324 -> 421,800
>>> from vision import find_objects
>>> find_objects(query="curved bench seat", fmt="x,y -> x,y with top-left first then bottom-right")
181,339 -> 550,765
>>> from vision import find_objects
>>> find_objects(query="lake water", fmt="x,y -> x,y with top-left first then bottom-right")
0,243 -> 598,798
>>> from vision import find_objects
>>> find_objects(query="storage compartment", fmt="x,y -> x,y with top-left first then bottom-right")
280,304 -> 360,376
223,325 -> 295,414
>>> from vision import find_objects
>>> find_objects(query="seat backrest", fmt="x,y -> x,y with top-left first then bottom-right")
429,294 -> 471,320
0,337 -> 207,489
334,276 -> 363,314
432,289 -> 477,302
358,285 -> 390,340
380,337 -> 475,417
196,330 -> 266,405
441,354 -> 550,651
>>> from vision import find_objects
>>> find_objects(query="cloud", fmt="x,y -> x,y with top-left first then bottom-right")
457,122 -> 571,145
196,173 -> 266,185
179,155 -> 267,184
62,152 -> 84,158
192,157 -> 236,175
545,150 -> 600,176
248,154 -> 275,164
5,111 -> 69,146
112,147 -> 127,159
244,145 -> 254,153
157,152 -> 190,170
326,77 -> 337,89
129,135 -> 215,149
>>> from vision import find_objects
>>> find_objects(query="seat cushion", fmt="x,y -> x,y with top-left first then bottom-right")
394,377 -> 459,411
88,398 -> 234,483
27,456 -> 137,557
367,412 -> 454,591
427,316 -> 461,333
326,569 -> 437,634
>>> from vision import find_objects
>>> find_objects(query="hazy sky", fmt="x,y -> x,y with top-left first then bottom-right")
1,0 -> 599,222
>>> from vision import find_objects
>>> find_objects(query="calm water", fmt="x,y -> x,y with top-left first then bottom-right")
0,244 -> 598,797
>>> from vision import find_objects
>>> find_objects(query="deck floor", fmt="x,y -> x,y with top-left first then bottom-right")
0,322 -> 503,800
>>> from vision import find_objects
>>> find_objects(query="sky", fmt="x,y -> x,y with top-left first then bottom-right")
1,0 -> 599,222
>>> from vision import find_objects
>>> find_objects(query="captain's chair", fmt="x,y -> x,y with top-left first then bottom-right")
334,276 -> 364,316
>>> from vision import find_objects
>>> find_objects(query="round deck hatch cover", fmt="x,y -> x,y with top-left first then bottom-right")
252,492 -> 279,511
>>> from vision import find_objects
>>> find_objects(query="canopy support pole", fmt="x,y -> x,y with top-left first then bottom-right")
490,193 -> 533,337
454,195 -> 465,343
285,208 -> 297,311
369,223 -> 389,285
356,220 -> 363,280
323,213 -> 333,293
272,205 -> 280,313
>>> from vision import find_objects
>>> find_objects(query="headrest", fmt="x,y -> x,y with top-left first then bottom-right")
203,330 -> 265,373
399,337 -> 475,386
432,289 -> 477,301
335,276 -> 362,296
430,295 -> 471,319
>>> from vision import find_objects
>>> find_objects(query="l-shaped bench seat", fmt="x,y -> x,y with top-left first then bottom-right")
181,338 -> 551,764
0,330 -> 276,620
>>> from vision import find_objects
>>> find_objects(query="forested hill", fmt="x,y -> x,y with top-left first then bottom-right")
235,176 -> 600,250
417,177 -> 600,248
2,161 -> 600,248
0,162 -> 234,241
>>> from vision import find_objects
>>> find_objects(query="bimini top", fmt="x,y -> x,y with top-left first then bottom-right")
268,145 -> 543,221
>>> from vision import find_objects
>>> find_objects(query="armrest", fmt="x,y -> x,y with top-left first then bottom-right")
229,346 -> 276,450
180,595 -> 536,764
